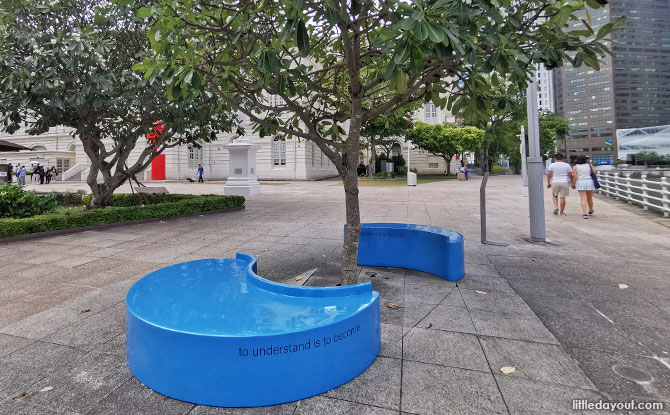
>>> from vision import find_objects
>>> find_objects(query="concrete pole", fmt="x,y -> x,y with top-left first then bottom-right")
520,125 -> 528,187
526,79 -> 546,242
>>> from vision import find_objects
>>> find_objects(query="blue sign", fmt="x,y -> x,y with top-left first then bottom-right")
596,160 -> 611,165
604,138 -> 613,146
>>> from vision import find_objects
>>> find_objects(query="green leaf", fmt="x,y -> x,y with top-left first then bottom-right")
425,22 -> 444,43
393,41 -> 410,64
414,21 -> 428,41
137,7 -> 152,18
296,19 -> 310,57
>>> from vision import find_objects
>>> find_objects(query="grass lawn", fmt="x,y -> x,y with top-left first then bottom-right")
333,177 -> 454,187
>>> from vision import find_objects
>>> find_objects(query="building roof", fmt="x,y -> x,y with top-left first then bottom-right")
0,139 -> 33,151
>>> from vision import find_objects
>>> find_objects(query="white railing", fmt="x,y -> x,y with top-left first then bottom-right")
596,171 -> 670,217
60,163 -> 86,181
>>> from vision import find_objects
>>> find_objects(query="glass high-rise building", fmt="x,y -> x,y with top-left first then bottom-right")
554,0 -> 670,164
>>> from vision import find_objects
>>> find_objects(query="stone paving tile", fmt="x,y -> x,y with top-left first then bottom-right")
324,356 -> 401,410
379,323 -> 402,359
457,275 -> 514,293
189,402 -> 297,414
469,309 -> 558,345
416,305 -> 476,334
568,347 -> 670,402
440,288 -> 466,307
506,278 -> 578,300
495,376 -> 609,415
58,279 -> 133,313
0,301 -> 44,329
542,317 -> 647,356
85,377 -> 194,415
403,328 -> 490,372
522,295 -> 609,322
0,334 -> 33,359
479,336 -> 596,390
44,303 -> 125,351
294,395 -> 397,415
404,283 -> 452,305
21,352 -> 132,414
587,301 -> 670,330
401,360 -> 507,415
460,289 -> 536,316
0,341 -> 85,402
0,399 -> 65,415
0,308 -> 85,340
618,324 -> 670,357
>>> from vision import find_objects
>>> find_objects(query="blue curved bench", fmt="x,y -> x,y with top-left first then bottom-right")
126,253 -> 380,407
357,223 -> 465,282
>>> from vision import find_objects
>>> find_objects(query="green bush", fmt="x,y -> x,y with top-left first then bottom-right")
56,190 -> 87,207
0,195 -> 245,238
391,154 -> 406,169
0,184 -> 60,219
491,165 -> 505,174
395,166 -> 408,176
82,192 -> 213,207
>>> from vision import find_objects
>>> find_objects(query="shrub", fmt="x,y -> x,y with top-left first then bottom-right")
395,166 -> 408,176
82,192 -> 213,207
57,190 -> 87,207
391,154 -> 406,169
0,195 -> 245,238
491,165 -> 505,174
0,184 -> 59,219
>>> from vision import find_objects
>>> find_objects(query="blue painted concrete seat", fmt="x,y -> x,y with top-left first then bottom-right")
357,223 -> 465,281
126,253 -> 380,407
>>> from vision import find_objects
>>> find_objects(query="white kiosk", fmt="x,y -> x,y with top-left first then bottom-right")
224,136 -> 261,197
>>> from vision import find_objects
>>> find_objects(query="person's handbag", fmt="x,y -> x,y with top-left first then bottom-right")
590,165 -> 601,190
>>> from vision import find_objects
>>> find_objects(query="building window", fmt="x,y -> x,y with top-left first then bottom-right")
188,146 -> 202,168
428,163 -> 439,168
424,103 -> 437,123
272,136 -> 286,166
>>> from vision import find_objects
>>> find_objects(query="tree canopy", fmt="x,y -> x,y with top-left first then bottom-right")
406,122 -> 484,175
0,0 -> 235,208
137,0 -> 623,284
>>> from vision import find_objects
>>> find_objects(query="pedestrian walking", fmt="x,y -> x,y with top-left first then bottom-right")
197,164 -> 204,183
18,165 -> 26,185
7,163 -> 13,184
547,153 -> 573,216
46,167 -> 52,184
572,155 -> 596,219
463,164 -> 469,181
38,165 -> 46,184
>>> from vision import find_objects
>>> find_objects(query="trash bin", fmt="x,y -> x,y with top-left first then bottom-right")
407,171 -> 417,186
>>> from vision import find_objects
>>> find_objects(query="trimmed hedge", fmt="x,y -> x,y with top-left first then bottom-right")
0,195 -> 245,238
82,193 -> 212,207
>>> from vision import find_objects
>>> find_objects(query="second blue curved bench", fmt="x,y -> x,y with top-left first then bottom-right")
356,223 -> 465,282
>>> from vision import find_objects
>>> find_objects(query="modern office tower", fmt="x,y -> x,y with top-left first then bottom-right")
554,0 -> 670,164
536,63 -> 555,113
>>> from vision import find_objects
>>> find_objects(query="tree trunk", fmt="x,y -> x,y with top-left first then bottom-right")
340,106 -> 363,286
445,155 -> 454,175
341,164 -> 361,286
369,135 -> 377,176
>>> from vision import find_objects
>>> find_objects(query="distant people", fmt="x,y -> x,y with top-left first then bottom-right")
38,165 -> 46,184
547,153 -> 573,216
572,155 -> 596,219
357,163 -> 366,176
18,165 -> 26,185
46,167 -> 52,184
197,164 -> 204,182
7,163 -> 13,184
51,166 -> 58,181
463,164 -> 469,181
32,164 -> 39,182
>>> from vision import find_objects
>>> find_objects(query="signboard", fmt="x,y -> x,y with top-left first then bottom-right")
596,160 -> 611,165
604,138 -> 613,146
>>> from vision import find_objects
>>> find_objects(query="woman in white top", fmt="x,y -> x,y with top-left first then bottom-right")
571,155 -> 595,219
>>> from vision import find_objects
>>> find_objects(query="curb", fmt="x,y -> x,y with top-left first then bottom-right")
0,206 -> 245,243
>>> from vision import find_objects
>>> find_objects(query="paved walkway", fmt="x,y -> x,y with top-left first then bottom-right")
1,176 -> 669,414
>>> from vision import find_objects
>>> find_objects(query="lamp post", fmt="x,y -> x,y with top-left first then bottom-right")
520,125 -> 528,187
526,78 -> 546,242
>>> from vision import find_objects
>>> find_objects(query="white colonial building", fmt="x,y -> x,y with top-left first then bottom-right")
0,101 -> 461,182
